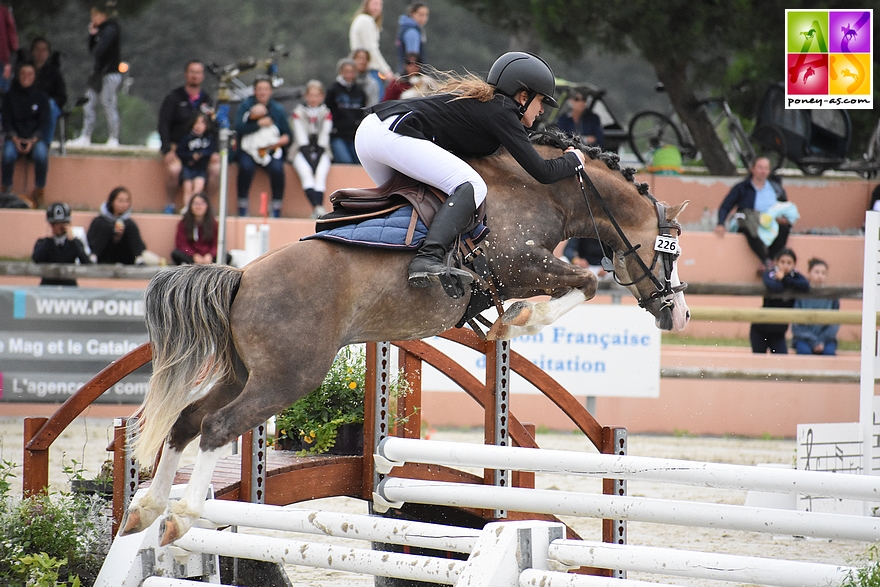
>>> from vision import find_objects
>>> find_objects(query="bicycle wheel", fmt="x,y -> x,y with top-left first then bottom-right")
749,123 -> 786,172
627,111 -> 687,164
728,120 -> 755,169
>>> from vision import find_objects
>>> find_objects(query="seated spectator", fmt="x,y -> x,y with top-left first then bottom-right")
30,37 -> 67,146
87,186 -> 147,264
290,80 -> 332,218
2,61 -> 50,208
561,237 -> 612,280
32,202 -> 92,286
158,60 -> 219,213
750,247 -> 809,354
171,193 -> 226,265
792,257 -> 839,355
382,53 -> 435,101
235,75 -> 291,217
325,57 -> 366,165
555,90 -> 603,147
715,157 -> 798,274
352,48 -> 381,107
176,112 -> 217,211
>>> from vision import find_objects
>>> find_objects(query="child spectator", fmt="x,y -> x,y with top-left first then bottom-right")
32,202 -> 92,286
171,192 -> 223,265
176,112 -> 217,212
325,57 -> 366,164
792,258 -> 840,355
290,80 -> 332,219
87,186 -> 147,265
750,247 -> 809,354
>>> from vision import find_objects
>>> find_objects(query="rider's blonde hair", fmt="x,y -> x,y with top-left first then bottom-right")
431,70 -> 496,102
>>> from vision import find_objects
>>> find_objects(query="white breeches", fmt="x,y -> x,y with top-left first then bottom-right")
354,113 -> 487,207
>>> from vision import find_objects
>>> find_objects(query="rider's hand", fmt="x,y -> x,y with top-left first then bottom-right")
565,146 -> 585,165
713,224 -> 726,237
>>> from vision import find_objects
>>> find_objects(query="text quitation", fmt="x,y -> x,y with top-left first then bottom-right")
1,337 -> 142,358
8,379 -> 149,398
787,97 -> 870,106
517,327 -> 653,350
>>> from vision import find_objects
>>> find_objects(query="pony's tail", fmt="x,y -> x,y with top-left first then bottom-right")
132,264 -> 243,465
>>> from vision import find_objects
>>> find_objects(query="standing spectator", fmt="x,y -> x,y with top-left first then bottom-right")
87,186 -> 147,265
0,2 -> 17,94
68,1 -> 122,148
325,57 -> 366,165
32,202 -> 93,286
171,193 -> 222,265
714,157 -> 798,274
176,112 -> 217,212
792,258 -> 840,355
290,80 -> 332,218
1,62 -> 50,208
395,2 -> 428,74
555,90 -> 603,147
235,76 -> 291,217
750,247 -> 809,354
157,59 -> 219,213
349,0 -> 393,95
30,37 -> 67,145
352,48 -> 381,107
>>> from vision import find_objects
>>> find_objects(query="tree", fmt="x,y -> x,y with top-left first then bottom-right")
451,0 -> 855,175
10,0 -> 156,38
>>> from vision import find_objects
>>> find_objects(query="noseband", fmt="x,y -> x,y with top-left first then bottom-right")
575,166 -> 687,309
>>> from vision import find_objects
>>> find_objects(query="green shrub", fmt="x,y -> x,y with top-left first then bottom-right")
842,544 -> 880,587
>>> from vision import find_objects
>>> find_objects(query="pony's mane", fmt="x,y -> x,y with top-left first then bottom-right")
530,128 -> 652,197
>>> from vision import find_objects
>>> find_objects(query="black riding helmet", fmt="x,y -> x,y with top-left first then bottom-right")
487,52 -> 559,119
46,202 -> 72,224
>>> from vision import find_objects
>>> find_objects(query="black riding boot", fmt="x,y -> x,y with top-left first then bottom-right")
408,183 -> 477,288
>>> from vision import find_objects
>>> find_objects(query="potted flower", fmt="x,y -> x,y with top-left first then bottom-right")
275,345 -> 410,455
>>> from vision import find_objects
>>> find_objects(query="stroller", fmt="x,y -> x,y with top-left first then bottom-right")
752,84 -> 879,177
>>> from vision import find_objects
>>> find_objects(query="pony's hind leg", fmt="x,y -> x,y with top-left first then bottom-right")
122,364 -> 246,537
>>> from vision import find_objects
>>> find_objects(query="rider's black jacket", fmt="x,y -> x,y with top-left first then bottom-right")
368,93 -> 581,184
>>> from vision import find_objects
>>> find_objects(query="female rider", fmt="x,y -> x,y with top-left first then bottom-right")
355,52 -> 586,288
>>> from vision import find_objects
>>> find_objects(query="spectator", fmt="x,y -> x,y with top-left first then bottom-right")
171,193 -> 225,265
1,61 -> 50,208
870,183 -> 880,212
349,0 -> 393,95
30,37 -> 67,146
555,90 -> 603,147
395,2 -> 428,74
157,59 -> 219,213
352,48 -> 381,107
562,238 -> 612,280
325,57 -> 366,165
792,257 -> 840,355
382,53 -> 434,101
0,2 -> 17,94
750,247 -> 809,354
176,112 -> 217,212
715,157 -> 798,274
68,1 -> 122,148
235,75 -> 291,217
32,202 -> 92,286
290,80 -> 332,218
87,186 -> 147,265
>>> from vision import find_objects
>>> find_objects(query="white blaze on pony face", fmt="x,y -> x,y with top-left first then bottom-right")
667,261 -> 690,332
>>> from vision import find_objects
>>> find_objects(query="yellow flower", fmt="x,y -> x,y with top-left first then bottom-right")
310,430 -> 317,438
348,381 -> 357,390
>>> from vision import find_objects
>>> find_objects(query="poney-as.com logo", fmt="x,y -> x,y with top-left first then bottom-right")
785,9 -> 873,109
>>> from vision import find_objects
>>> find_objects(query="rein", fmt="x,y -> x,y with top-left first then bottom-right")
574,163 -> 686,308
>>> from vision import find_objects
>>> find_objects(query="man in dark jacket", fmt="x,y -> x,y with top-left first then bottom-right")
157,60 -> 218,213
325,58 -> 366,164
33,202 -> 93,286
2,62 -> 50,207
30,37 -> 67,145
68,1 -> 122,147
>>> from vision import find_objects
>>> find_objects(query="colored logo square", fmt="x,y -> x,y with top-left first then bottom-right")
829,53 -> 871,95
787,11 -> 829,53
787,53 -> 829,95
829,11 -> 871,53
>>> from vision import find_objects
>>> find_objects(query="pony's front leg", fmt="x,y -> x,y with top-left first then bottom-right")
489,287 -> 592,340
120,444 -> 184,535
158,447 -> 224,546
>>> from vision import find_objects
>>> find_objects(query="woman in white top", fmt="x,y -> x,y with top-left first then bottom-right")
349,0 -> 393,94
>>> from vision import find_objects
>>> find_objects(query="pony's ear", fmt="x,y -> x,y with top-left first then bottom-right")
666,200 -> 689,221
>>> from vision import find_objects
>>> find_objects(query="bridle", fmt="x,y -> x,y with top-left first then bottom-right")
575,164 -> 687,310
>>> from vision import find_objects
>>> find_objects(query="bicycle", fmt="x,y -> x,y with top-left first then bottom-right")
627,85 -> 784,172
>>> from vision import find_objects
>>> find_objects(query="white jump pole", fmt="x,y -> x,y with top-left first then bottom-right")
861,210 -> 879,518
143,579 -> 208,587
202,500 -> 479,552
377,478 -> 880,542
547,539 -> 852,587
519,569 -> 684,587
377,437 -> 880,501
174,527 -> 464,584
